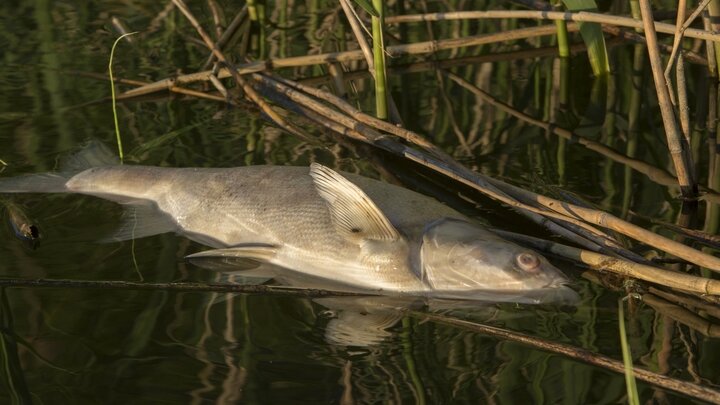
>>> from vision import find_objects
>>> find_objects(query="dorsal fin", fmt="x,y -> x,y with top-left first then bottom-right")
60,140 -> 119,172
309,163 -> 399,241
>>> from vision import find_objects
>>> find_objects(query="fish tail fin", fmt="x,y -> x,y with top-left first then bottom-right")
0,140 -> 119,194
0,173 -> 70,193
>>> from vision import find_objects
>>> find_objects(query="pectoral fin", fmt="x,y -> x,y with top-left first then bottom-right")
309,163 -> 399,242
101,201 -> 178,242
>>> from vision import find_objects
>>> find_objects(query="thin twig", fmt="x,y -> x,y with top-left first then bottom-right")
0,278 -> 371,297
384,10 -> 720,43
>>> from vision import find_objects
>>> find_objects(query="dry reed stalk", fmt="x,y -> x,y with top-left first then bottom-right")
638,0 -> 696,198
267,75 -> 454,161
119,24 -> 580,99
643,293 -> 720,337
493,230 -> 720,295
169,85 -> 227,102
650,219 -> 720,249
410,311 -> 720,404
443,72 -> 720,204
384,10 -> 720,43
601,25 -> 707,65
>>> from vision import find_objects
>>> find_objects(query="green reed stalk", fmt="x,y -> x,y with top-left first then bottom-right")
554,21 -> 569,57
372,0 -> 388,120
619,297 -> 640,405
554,0 -> 570,58
108,32 -> 137,164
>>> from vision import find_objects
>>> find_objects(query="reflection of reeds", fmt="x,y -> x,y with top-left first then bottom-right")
410,310 -> 720,403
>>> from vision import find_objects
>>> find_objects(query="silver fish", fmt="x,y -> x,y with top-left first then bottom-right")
0,158 -> 576,303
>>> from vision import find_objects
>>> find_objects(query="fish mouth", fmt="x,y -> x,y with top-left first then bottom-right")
534,282 -> 580,304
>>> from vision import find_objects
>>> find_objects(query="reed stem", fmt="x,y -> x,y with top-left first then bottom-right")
371,0 -> 388,120
638,0 -> 697,198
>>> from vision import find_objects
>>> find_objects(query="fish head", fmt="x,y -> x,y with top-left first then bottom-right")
419,218 -> 578,304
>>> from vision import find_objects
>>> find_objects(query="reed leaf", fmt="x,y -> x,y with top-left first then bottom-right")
108,31 -> 138,164
619,297 -> 640,405
561,0 -> 610,75
351,0 -> 379,17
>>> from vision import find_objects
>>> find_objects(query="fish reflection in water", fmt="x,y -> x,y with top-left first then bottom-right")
0,143 -> 578,312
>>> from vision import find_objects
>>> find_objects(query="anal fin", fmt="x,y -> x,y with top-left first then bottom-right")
185,243 -> 279,269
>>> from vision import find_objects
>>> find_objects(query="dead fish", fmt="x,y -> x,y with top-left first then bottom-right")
0,148 -> 577,303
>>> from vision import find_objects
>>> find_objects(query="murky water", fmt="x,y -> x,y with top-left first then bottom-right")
1,1 -> 719,403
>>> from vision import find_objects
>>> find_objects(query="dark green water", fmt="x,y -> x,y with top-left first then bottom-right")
1,1 -> 719,403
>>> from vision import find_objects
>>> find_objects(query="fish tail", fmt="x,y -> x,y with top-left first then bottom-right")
0,140 -> 119,195
0,173 -> 70,194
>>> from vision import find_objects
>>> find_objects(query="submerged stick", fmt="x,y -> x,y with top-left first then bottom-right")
411,311 -> 720,404
0,278 -> 371,297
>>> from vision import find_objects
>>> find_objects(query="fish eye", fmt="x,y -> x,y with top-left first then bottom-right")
516,252 -> 541,273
